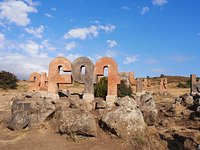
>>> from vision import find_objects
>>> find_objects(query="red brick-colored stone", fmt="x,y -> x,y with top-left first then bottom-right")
48,57 -> 72,93
29,72 -> 41,92
94,57 -> 120,96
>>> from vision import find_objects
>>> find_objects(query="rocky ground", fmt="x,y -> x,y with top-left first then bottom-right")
0,80 -> 200,150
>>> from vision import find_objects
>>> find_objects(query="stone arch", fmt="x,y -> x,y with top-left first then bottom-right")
94,57 -> 120,101
29,72 -> 41,92
48,57 -> 72,93
72,57 -> 94,101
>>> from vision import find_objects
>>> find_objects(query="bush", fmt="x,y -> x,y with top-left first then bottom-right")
94,77 -> 108,99
0,71 -> 18,89
177,80 -> 190,88
118,80 -> 132,97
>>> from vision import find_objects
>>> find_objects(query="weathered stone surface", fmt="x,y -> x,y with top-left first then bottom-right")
48,57 -> 72,93
32,92 -> 41,98
8,98 -> 55,130
190,74 -> 200,94
138,93 -> 158,125
136,78 -> 143,93
7,112 -> 30,130
160,77 -> 168,92
94,57 -> 120,100
96,99 -> 109,109
101,96 -> 145,138
54,108 -> 97,137
69,99 -> 93,112
180,94 -> 194,108
46,92 -> 60,101
129,72 -> 136,85
197,106 -> 200,117
72,57 -> 94,100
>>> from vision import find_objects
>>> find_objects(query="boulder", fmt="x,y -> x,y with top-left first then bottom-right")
138,93 -> 158,125
96,99 -> 109,109
32,92 -> 41,98
69,99 -> 93,112
197,106 -> 200,117
7,98 -> 55,130
180,94 -> 194,108
101,96 -> 145,138
54,108 -> 97,137
7,112 -> 30,130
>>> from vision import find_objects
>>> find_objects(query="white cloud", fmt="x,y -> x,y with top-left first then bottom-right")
107,40 -> 117,48
0,52 -> 51,79
41,40 -> 56,51
140,6 -> 150,15
66,53 -> 81,62
0,33 -> 5,48
64,24 -> 115,40
51,8 -> 56,11
106,50 -> 116,58
152,0 -> 168,6
20,40 -> 42,56
123,55 -> 138,64
0,0 -> 37,26
65,42 -> 76,51
0,33 -> 5,41
44,13 -> 52,18
121,6 -> 130,11
25,25 -> 44,38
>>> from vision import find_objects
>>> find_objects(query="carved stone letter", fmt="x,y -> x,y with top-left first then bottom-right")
48,57 -> 72,93
94,57 -> 120,101
29,72 -> 41,92
72,57 -> 94,101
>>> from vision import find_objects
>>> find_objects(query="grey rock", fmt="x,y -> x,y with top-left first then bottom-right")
8,98 -> 55,130
101,96 -> 145,138
180,94 -> 194,107
96,99 -> 109,109
54,108 -> 97,137
7,112 -> 30,130
139,93 -> 158,126
32,92 -> 41,98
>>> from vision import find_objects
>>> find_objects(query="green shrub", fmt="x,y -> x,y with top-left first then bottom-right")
94,77 -> 108,99
0,71 -> 18,89
117,80 -> 132,97
177,80 -> 190,88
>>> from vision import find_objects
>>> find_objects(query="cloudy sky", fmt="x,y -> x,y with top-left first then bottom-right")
0,0 -> 200,79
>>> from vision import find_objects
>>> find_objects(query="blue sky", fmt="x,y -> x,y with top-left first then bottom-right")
0,0 -> 200,79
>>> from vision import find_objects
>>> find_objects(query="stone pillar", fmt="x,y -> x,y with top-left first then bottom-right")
94,57 -> 120,103
48,57 -> 72,94
190,74 -> 197,93
29,72 -> 41,92
136,78 -> 143,93
129,72 -> 136,85
72,57 -> 94,102
143,78 -> 148,91
160,78 -> 167,92
40,72 -> 48,91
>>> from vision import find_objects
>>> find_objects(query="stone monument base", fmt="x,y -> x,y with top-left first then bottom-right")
83,93 -> 94,102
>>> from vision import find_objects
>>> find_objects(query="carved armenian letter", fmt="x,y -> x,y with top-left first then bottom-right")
72,57 -> 94,101
48,57 -> 72,93
29,72 -> 41,92
94,57 -> 120,101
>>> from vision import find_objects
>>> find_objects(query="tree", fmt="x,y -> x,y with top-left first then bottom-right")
0,71 -> 18,89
